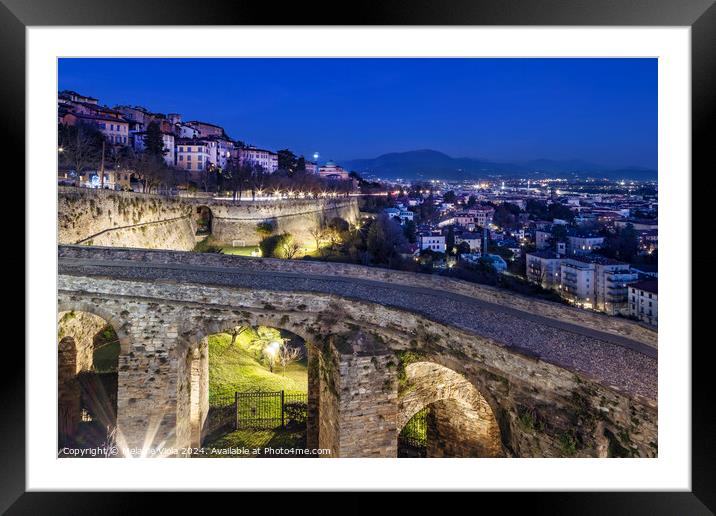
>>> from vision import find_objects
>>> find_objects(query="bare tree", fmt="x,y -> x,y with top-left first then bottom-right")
309,226 -> 327,256
278,344 -> 303,376
58,122 -> 103,183
281,237 -> 302,259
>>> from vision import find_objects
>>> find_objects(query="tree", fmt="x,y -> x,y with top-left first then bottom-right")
443,190 -> 457,203
278,343 -> 303,376
281,235 -> 302,259
259,232 -> 293,258
58,122 -> 104,180
256,220 -> 276,238
493,202 -> 521,228
402,219 -> 417,243
446,226 -> 456,255
225,158 -> 252,201
456,241 -> 471,256
596,224 -> 639,262
366,213 -> 409,267
549,225 -> 568,251
144,121 -> 166,159
296,156 -> 306,172
309,226 -> 328,256
225,326 -> 250,347
277,149 -> 298,174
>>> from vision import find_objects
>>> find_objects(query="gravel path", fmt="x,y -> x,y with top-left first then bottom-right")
59,257 -> 657,401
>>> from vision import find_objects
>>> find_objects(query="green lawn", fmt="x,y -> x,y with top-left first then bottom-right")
220,245 -> 261,257
199,428 -> 307,458
203,331 -> 309,456
208,332 -> 307,401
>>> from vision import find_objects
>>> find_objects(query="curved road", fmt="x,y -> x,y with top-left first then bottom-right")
58,256 -> 657,401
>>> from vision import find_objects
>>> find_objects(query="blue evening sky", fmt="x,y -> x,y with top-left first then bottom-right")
58,58 -> 657,169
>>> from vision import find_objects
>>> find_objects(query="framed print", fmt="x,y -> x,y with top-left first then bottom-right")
5,0 -> 712,512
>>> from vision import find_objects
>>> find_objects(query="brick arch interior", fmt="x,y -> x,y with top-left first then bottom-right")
194,205 -> 213,235
58,336 -> 80,446
398,361 -> 504,457
57,306 -> 122,448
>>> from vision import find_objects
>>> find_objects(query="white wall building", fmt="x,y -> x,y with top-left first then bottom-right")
419,233 -> 446,253
236,147 -> 278,173
526,250 -> 562,289
567,234 -> 605,256
629,280 -> 658,326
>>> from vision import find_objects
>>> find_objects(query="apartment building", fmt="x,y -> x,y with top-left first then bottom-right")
559,255 -> 637,314
525,250 -> 562,289
176,139 -> 212,178
567,234 -> 605,256
236,147 -> 279,173
419,233 -> 446,253
629,280 -> 658,326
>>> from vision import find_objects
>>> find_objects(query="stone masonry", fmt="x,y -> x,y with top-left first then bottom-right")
57,247 -> 658,458
58,187 -> 358,251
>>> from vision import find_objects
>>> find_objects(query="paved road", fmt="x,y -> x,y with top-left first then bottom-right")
59,256 -> 657,401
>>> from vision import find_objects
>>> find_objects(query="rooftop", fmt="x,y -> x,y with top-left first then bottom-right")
631,280 -> 658,295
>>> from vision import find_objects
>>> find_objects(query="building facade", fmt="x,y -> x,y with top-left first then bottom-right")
629,280 -> 658,326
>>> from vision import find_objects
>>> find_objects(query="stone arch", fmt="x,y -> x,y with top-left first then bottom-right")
57,305 -> 123,449
397,361 -> 504,457
194,205 -> 213,236
176,312 -> 320,450
57,299 -> 131,355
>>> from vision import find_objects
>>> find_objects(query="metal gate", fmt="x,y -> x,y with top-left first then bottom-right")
398,407 -> 429,457
206,390 -> 308,439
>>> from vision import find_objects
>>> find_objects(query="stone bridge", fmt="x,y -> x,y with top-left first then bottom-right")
57,245 -> 657,458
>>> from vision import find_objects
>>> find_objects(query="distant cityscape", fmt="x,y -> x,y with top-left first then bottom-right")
57,88 -> 658,327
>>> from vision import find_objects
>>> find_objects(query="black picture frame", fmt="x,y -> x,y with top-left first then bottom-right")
5,0 -> 710,512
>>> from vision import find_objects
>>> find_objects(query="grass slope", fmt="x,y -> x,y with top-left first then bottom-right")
209,332 -> 307,401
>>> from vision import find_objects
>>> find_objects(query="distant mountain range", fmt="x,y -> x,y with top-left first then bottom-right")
340,150 -> 657,181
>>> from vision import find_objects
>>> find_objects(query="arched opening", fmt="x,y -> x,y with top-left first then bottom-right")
57,310 -> 120,454
397,361 -> 503,458
187,324 -> 315,457
194,206 -> 213,236
128,172 -> 144,192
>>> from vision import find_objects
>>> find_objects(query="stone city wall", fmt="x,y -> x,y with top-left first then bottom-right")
58,187 -> 196,250
58,187 -> 359,250
203,197 -> 359,246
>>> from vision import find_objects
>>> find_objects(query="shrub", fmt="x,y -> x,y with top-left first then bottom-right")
259,232 -> 293,258
284,401 -> 308,427
256,220 -> 276,238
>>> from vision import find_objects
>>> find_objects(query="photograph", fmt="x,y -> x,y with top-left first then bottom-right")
55,57 -> 659,460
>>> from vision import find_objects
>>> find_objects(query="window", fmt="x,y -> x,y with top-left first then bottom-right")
197,163 -> 203,170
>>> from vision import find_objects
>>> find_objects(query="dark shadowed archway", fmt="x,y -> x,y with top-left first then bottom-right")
57,310 -> 121,452
397,361 -> 504,457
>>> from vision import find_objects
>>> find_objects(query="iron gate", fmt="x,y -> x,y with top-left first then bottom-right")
207,390 -> 308,438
